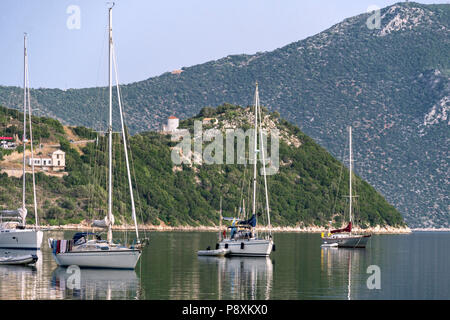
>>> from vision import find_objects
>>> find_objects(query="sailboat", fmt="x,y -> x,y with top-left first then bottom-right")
49,5 -> 142,269
0,34 -> 43,250
216,83 -> 274,257
321,126 -> 371,248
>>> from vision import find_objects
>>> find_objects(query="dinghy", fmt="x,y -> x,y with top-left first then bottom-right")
0,254 -> 38,265
197,248 -> 230,257
320,242 -> 338,248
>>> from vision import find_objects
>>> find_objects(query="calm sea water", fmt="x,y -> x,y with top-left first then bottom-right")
0,231 -> 448,300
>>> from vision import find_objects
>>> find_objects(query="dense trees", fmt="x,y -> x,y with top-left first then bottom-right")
0,105 -> 406,228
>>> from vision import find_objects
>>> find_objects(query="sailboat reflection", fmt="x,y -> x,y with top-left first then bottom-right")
320,247 -> 363,300
198,256 -> 273,300
51,267 -> 141,300
0,249 -> 43,299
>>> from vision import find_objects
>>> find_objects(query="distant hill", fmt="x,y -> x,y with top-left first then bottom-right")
0,2 -> 448,227
0,105 -> 405,228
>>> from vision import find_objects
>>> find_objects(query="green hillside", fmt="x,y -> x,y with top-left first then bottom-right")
0,105 -> 405,228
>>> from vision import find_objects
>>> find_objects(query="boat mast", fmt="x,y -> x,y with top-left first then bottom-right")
25,39 -> 39,229
107,4 -> 114,243
348,126 -> 353,228
256,85 -> 272,237
252,82 -> 258,222
22,33 -> 27,226
219,196 -> 222,240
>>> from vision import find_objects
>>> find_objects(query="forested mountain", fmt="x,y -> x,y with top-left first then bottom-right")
0,105 -> 405,228
0,2 -> 448,227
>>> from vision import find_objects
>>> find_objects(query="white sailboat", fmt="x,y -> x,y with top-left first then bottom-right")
0,34 -> 43,250
216,83 -> 274,257
321,126 -> 371,248
49,5 -> 142,269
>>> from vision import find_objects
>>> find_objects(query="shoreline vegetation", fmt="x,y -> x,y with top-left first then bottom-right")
34,221 -> 414,234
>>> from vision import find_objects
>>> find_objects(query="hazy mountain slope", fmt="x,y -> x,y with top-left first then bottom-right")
0,2 -> 448,227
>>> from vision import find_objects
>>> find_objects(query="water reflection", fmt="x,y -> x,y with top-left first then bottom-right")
0,232 -> 448,300
51,267 -> 141,300
320,247 -> 364,300
198,257 -> 273,300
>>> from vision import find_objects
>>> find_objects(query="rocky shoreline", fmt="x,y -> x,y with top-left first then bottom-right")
37,221 -> 413,234
411,228 -> 450,232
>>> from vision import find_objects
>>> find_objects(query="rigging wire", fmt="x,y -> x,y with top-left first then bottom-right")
25,57 -> 39,228
257,98 -> 271,235
330,147 -> 345,224
111,42 -> 146,244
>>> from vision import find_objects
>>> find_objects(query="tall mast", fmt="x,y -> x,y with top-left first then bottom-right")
25,42 -> 39,229
107,5 -> 114,243
257,89 -> 272,236
219,196 -> 222,240
348,126 -> 352,226
252,82 -> 258,219
22,33 -> 27,225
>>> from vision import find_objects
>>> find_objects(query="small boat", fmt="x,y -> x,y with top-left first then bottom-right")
320,242 -> 338,248
0,254 -> 38,265
321,126 -> 371,248
197,247 -> 230,257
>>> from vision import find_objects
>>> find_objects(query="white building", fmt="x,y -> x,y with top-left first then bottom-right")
27,149 -> 65,172
0,141 -> 17,150
162,116 -> 179,132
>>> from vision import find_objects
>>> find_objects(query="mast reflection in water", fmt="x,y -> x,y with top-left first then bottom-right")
198,256 -> 273,300
320,247 -> 365,300
51,267 -> 141,300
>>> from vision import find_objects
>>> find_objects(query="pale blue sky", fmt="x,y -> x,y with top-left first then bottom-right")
0,0 -> 447,89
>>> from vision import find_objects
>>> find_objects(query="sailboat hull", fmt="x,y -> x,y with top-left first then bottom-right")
218,239 -> 273,257
53,249 -> 141,269
322,234 -> 371,248
0,229 -> 43,249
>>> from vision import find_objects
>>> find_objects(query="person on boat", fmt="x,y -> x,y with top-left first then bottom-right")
230,227 -> 237,239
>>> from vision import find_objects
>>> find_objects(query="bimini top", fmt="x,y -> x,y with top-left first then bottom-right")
72,232 -> 101,243
223,215 -> 257,228
238,214 -> 256,227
